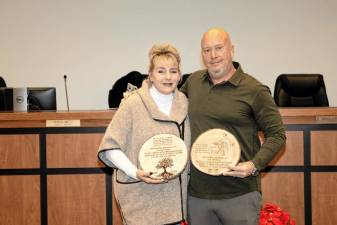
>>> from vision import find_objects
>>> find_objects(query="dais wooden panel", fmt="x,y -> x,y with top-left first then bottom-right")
261,172 -> 304,225
0,134 -> 39,168
46,133 -> 104,168
0,110 -> 115,128
311,131 -> 337,165
312,173 -> 337,225
0,175 -> 40,225
268,131 -> 304,166
48,174 -> 106,225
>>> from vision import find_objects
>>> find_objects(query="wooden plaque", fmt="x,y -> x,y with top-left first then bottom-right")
191,129 -> 241,175
138,134 -> 188,180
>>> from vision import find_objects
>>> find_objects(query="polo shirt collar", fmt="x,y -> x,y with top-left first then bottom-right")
202,61 -> 244,86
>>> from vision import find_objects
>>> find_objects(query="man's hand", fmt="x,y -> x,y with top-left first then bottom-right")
136,169 -> 165,184
222,161 -> 255,178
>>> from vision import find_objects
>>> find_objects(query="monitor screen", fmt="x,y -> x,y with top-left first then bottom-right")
28,87 -> 57,111
0,87 -> 13,111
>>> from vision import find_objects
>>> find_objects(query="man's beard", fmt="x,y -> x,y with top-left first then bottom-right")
209,67 -> 225,79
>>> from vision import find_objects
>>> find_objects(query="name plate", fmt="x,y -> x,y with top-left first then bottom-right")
138,134 -> 188,180
316,116 -> 337,123
191,129 -> 241,176
46,120 -> 81,127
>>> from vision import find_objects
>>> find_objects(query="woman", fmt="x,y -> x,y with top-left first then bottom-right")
98,44 -> 190,225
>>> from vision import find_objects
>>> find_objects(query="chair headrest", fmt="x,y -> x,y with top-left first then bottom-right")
277,74 -> 324,97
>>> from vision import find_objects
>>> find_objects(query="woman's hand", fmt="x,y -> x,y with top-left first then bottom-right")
136,169 -> 165,184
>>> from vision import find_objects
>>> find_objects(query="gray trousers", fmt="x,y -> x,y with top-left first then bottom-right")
187,191 -> 261,225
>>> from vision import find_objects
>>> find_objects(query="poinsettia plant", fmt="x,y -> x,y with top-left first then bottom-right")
259,203 -> 295,225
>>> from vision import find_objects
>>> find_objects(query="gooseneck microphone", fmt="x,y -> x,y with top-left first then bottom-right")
63,75 -> 70,111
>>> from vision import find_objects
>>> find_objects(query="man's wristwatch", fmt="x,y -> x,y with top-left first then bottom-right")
251,167 -> 259,176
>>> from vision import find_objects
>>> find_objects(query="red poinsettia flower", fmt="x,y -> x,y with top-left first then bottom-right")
259,203 -> 295,225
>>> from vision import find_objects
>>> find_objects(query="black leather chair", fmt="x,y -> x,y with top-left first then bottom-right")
108,71 -> 148,108
273,74 -> 329,107
0,76 -> 6,87
177,73 -> 191,89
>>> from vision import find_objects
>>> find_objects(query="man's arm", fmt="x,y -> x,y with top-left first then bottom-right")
223,86 -> 286,178
251,86 -> 286,170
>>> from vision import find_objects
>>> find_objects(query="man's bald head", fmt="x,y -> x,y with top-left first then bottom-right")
201,28 -> 232,48
201,28 -> 235,84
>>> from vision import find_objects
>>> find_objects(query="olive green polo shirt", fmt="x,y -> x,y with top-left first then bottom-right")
180,62 -> 286,199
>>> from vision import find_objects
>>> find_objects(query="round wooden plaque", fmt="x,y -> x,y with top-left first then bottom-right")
191,128 -> 241,176
138,134 -> 188,180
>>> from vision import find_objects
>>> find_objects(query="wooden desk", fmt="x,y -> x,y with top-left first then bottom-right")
0,110 -> 118,225
262,107 -> 337,225
1,108 -> 337,225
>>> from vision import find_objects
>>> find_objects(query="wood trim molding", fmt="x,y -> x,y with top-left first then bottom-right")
0,110 -> 116,128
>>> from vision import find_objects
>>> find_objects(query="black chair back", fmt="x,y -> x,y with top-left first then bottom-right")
108,71 -> 148,108
0,76 -> 6,87
273,74 -> 329,107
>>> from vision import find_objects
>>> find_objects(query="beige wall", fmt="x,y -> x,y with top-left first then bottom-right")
1,0 -> 336,110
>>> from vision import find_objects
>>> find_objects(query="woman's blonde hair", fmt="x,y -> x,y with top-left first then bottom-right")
148,44 -> 181,73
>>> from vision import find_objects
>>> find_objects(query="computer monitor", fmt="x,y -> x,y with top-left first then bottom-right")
28,87 -> 57,111
0,87 -> 13,111
0,87 -> 28,111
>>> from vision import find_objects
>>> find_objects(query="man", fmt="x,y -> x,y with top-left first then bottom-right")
180,28 -> 286,225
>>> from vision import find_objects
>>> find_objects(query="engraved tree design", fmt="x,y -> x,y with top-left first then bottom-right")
156,158 -> 174,180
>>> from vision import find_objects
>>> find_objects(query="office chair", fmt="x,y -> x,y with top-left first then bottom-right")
177,73 -> 191,89
108,71 -> 148,108
273,74 -> 329,107
0,76 -> 6,87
